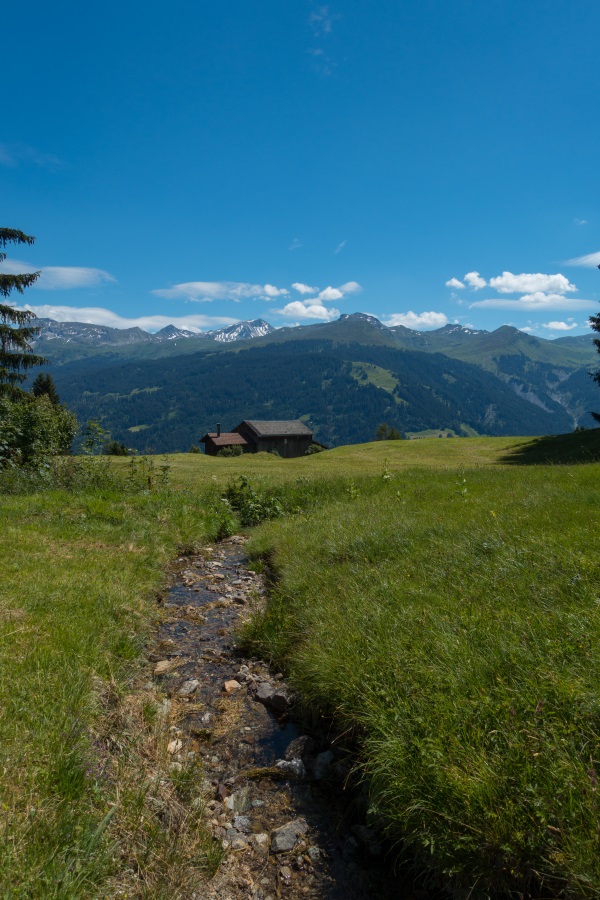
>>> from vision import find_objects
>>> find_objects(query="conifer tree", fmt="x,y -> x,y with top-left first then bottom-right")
32,372 -> 61,406
0,229 -> 47,397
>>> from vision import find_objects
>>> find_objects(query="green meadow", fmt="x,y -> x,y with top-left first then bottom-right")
0,430 -> 599,897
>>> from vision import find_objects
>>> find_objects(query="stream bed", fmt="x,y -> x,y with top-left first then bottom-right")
150,536 -> 442,900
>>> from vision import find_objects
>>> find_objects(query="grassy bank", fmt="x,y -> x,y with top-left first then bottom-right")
2,431 -> 599,896
242,453 -> 600,897
0,477 -> 224,897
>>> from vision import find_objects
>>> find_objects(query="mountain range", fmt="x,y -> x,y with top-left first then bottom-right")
31,313 -> 599,452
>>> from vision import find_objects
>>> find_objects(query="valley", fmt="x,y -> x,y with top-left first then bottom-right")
32,314 -> 599,452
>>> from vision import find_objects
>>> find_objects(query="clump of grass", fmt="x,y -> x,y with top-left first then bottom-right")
0,482 -> 220,896
242,463 -> 600,897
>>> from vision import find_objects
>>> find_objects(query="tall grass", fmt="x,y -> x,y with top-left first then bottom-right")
2,433 -> 599,895
0,476 -> 221,896
242,462 -> 600,897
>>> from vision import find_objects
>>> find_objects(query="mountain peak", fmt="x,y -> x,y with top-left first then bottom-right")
211,319 -> 275,343
338,312 -> 386,329
154,324 -> 198,340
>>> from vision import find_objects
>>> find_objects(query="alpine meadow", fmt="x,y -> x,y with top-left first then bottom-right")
2,1 -> 600,897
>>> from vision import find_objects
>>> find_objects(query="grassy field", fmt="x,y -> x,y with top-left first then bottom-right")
239,437 -> 600,897
1,431 -> 599,897
0,471 -> 225,897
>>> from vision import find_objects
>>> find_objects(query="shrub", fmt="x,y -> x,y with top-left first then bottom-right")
223,475 -> 283,526
217,445 -> 244,457
104,440 -> 129,456
0,395 -> 77,471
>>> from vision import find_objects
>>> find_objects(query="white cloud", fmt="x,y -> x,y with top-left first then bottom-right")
542,320 -> 578,331
152,281 -> 288,302
274,300 -> 339,321
0,142 -> 62,170
338,280 -> 362,294
383,311 -> 449,330
464,271 -> 487,290
38,267 -> 116,290
471,292 -> 595,311
309,5 -> 338,35
289,238 -> 303,250
334,240 -> 347,254
519,326 -> 537,333
488,271 -> 576,295
0,258 -> 116,289
565,250 -> 600,268
292,282 -> 318,295
152,278 -> 360,304
445,277 -> 465,289
263,284 -> 289,298
574,218 -> 588,225
15,303 -> 239,333
318,286 -> 344,302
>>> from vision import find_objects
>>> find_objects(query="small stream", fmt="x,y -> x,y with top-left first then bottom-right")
151,537 -> 442,900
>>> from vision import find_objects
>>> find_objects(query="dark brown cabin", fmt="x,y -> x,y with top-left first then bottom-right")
200,423 -> 249,456
235,420 -> 313,458
201,420 -> 313,458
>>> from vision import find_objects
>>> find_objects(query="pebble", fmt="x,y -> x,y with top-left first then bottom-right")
251,833 -> 269,853
275,758 -> 305,778
284,735 -> 315,761
224,679 -> 242,693
271,818 -> 309,853
255,682 -> 289,714
154,659 -> 172,675
233,815 -> 252,833
225,786 -> 252,812
178,679 -> 199,696
230,834 -> 250,851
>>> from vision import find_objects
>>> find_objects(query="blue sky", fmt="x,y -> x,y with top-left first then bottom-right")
2,0 -> 599,336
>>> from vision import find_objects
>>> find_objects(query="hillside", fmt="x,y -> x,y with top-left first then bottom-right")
34,313 -> 599,451
51,339 -> 589,452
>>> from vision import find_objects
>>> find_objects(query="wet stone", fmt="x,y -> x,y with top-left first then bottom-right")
251,833 -> 269,853
178,679 -> 199,696
255,682 -> 289,714
271,818 -> 309,853
233,815 -> 252,833
284,735 -> 315,761
225,786 -> 252,812
276,759 -> 305,778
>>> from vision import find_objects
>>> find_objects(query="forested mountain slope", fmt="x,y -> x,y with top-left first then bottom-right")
51,339 -> 590,452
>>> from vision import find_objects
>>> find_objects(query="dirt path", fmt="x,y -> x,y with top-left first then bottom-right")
150,537 -> 438,900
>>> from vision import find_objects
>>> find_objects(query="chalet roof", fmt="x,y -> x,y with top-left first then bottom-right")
239,420 -> 313,437
201,432 -> 248,446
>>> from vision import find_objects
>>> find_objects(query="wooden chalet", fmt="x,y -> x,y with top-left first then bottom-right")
200,424 -> 249,456
201,420 -> 314,458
